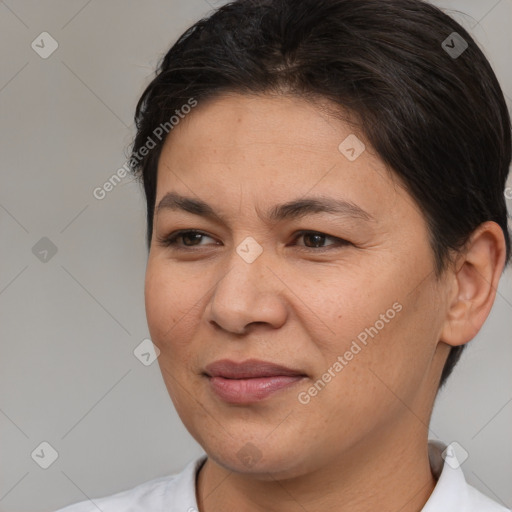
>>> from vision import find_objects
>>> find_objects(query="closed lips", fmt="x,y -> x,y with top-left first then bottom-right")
204,359 -> 307,379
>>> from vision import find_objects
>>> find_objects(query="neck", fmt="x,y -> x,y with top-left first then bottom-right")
196,423 -> 437,512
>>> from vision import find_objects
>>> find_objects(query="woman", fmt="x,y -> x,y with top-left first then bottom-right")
56,0 -> 511,510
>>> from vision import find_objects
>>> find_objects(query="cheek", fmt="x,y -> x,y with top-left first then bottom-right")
344,281 -> 442,402
314,267 -> 439,393
144,261 -> 199,354
144,266 -> 170,341
304,267 -> 391,352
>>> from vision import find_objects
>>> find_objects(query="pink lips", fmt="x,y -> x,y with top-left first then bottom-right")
204,359 -> 307,404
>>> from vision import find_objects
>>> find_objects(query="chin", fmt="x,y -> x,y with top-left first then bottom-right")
201,437 -> 317,480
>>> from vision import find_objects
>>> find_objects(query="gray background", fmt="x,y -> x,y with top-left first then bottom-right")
0,1 -> 511,511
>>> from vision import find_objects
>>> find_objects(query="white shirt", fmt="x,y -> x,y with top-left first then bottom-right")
55,440 -> 510,511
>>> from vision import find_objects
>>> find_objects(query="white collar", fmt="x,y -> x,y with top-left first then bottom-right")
170,440 -> 510,511
422,439 -> 471,510
422,440 -> 509,511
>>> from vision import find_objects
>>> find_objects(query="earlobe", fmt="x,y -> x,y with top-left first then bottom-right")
440,221 -> 507,347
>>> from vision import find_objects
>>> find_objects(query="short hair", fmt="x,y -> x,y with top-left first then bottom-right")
129,0 -> 512,388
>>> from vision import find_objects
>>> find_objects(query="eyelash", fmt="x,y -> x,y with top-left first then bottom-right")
156,230 -> 351,252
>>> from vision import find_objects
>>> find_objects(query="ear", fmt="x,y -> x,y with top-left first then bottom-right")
440,221 -> 507,347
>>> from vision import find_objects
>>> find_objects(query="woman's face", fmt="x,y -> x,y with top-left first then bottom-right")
145,93 -> 452,477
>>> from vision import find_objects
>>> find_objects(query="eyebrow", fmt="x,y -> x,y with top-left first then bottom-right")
155,192 -> 374,224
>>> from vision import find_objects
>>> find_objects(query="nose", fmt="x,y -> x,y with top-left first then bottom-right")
206,247 -> 288,335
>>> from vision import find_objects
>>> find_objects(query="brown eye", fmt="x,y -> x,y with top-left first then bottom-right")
157,230 -> 218,249
292,231 -> 350,250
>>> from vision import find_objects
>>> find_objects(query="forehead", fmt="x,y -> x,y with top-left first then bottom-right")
161,92 -> 360,156
154,92 -> 415,223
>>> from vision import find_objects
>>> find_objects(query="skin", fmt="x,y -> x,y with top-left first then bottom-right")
144,92 -> 506,512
